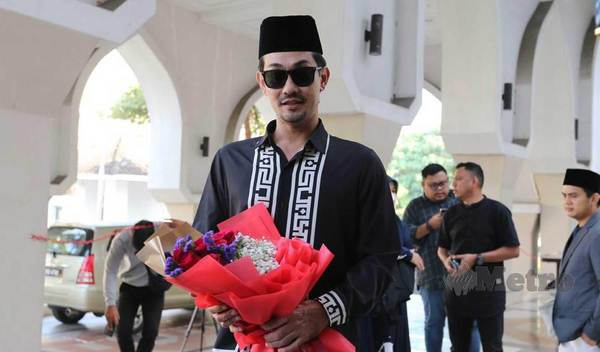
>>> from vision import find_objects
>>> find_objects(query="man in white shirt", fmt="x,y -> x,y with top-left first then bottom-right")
103,220 -> 168,352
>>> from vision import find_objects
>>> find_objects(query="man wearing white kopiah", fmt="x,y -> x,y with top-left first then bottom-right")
192,15 -> 400,351
553,169 -> 600,352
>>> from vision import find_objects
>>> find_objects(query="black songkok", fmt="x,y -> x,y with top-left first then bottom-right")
259,15 -> 323,59
563,168 -> 600,193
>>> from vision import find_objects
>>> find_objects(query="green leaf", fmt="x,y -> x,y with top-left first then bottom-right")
110,85 -> 149,124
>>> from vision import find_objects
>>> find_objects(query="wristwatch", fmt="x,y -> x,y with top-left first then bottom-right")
476,254 -> 485,266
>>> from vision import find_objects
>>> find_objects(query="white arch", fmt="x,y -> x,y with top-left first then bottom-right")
118,34 -> 187,202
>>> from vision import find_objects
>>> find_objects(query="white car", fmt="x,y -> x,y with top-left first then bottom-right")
44,223 -> 194,329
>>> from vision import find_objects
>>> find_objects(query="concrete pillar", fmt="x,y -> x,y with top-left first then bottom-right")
527,0 -> 593,267
534,173 -> 574,276
451,154 -> 523,207
0,110 -> 52,351
321,114 -> 402,166
164,203 -> 197,224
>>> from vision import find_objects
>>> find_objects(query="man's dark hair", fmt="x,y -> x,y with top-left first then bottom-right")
583,188 -> 600,207
132,220 -> 155,252
258,52 -> 327,71
388,176 -> 398,194
421,163 -> 447,179
456,162 -> 485,187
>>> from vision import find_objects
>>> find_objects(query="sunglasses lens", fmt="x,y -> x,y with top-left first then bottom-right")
263,67 -> 318,88
289,67 -> 317,87
263,70 -> 288,89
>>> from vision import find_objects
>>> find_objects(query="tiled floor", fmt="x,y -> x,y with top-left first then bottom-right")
41,291 -> 559,351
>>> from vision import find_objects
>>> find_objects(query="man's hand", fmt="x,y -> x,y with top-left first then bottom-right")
442,256 -> 457,276
582,332 -> 597,346
207,304 -> 240,330
428,213 -> 444,231
453,254 -> 477,275
261,300 -> 329,352
165,218 -> 186,228
410,250 -> 425,271
105,305 -> 119,329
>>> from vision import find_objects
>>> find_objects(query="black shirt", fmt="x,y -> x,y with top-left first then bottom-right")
193,119 -> 400,343
438,196 -> 520,316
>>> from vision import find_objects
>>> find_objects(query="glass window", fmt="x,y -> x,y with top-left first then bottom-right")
47,227 -> 93,256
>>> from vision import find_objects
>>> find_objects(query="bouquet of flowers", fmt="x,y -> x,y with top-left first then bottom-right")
136,203 -> 355,352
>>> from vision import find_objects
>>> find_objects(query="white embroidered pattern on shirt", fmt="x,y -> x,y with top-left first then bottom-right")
285,136 -> 330,246
317,290 -> 347,326
247,144 -> 281,217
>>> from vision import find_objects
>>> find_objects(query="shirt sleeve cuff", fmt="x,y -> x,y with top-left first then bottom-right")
317,290 -> 348,327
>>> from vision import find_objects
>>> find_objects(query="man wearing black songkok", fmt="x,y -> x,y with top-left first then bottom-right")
553,169 -> 600,352
194,15 -> 400,351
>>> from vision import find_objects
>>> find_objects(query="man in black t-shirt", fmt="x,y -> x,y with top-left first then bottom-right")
437,162 -> 520,352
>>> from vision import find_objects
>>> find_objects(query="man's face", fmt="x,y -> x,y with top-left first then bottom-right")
256,51 -> 329,125
561,185 -> 598,220
452,167 -> 477,200
422,171 -> 449,202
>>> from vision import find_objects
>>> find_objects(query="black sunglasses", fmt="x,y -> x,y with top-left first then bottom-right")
261,66 -> 322,89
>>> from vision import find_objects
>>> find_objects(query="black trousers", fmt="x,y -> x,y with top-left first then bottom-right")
447,309 -> 503,352
117,283 -> 165,352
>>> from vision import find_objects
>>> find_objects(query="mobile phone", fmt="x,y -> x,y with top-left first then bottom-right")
450,259 -> 460,270
439,208 -> 447,215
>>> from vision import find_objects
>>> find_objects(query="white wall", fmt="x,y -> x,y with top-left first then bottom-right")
137,1 -> 258,198
0,109 -> 51,352
49,177 -> 169,225
498,0 -> 539,143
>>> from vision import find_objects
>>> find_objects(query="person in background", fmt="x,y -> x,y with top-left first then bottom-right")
358,176 -> 426,352
403,163 -> 480,352
438,162 -> 520,352
553,169 -> 600,352
103,220 -> 171,352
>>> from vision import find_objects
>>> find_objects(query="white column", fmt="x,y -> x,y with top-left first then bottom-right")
0,109 -> 51,351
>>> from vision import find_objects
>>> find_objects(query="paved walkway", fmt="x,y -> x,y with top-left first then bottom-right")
42,291 -> 558,351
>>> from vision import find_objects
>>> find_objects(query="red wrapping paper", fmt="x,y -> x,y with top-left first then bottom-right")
165,203 -> 355,351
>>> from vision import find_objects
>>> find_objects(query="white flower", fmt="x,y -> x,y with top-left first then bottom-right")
236,233 -> 279,275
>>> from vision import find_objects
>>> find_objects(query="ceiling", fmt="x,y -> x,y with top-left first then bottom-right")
172,0 -> 442,92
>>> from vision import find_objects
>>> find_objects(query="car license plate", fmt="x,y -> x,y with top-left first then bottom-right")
45,266 -> 63,277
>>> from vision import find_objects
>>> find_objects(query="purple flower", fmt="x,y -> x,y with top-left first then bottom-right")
203,231 -> 216,249
165,256 -> 184,277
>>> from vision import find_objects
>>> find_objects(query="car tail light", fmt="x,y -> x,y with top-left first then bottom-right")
76,254 -> 95,285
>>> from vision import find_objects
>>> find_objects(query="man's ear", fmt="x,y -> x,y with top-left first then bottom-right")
319,67 -> 330,92
592,192 -> 600,207
256,71 -> 267,94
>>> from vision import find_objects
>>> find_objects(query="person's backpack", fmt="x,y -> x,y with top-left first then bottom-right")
132,220 -> 172,293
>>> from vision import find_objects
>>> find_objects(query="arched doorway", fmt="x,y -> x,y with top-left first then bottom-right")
387,88 -> 454,214
226,86 -> 276,142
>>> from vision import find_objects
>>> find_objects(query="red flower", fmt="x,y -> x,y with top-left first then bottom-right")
213,230 -> 236,246
178,251 -> 201,270
194,237 -> 207,255
172,247 -> 184,262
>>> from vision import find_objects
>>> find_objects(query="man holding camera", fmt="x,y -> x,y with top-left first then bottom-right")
437,162 -> 520,352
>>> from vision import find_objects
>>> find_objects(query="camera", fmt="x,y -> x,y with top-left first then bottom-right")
439,208 -> 447,215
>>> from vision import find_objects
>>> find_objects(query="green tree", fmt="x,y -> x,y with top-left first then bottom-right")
387,131 -> 455,214
110,85 -> 149,124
